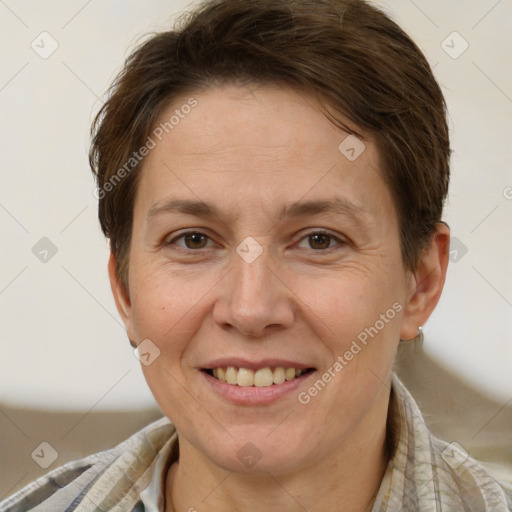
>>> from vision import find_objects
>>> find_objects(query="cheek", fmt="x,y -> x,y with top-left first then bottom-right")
296,265 -> 402,339
129,261 -> 210,340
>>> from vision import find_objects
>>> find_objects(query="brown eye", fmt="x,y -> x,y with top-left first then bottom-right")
184,233 -> 208,249
297,232 -> 343,251
170,232 -> 212,250
308,233 -> 332,250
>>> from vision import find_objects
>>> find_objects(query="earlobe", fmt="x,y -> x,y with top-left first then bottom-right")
108,252 -> 136,343
400,223 -> 450,341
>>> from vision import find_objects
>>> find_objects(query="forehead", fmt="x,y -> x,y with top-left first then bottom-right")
134,84 -> 393,223
151,84 -> 367,163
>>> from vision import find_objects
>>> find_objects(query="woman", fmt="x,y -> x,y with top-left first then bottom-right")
2,0 -> 511,510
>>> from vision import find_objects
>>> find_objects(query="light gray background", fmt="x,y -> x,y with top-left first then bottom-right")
0,0 -> 511,411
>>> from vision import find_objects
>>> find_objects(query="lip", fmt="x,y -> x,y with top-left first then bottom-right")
202,358 -> 313,371
201,368 -> 317,405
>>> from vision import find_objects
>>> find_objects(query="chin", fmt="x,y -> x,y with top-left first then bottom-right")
194,425 -> 314,475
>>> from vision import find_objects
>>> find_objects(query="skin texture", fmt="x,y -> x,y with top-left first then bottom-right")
109,84 -> 450,511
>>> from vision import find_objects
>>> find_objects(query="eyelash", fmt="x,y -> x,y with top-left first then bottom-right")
165,230 -> 346,253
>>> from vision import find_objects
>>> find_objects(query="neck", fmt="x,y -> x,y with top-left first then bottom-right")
166,391 -> 390,512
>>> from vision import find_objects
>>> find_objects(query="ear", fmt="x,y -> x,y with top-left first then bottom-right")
108,252 -> 136,346
400,223 -> 450,341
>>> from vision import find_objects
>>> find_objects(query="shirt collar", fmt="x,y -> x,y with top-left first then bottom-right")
139,373 -> 512,511
139,436 -> 173,511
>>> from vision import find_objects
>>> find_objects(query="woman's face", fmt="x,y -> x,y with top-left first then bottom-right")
112,84 -> 418,474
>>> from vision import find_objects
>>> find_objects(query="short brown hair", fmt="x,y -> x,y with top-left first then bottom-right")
90,0 -> 450,291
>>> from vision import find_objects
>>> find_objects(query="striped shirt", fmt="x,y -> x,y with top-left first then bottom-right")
1,374 -> 511,511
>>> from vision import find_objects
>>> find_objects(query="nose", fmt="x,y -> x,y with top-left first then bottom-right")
213,247 -> 295,338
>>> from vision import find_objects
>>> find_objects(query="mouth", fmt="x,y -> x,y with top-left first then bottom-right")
203,366 -> 316,387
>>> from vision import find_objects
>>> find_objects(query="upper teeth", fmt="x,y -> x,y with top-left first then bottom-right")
212,366 -> 304,387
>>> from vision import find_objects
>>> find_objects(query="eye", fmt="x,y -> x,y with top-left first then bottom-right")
166,230 -> 345,252
169,231 -> 215,250
296,231 -> 344,251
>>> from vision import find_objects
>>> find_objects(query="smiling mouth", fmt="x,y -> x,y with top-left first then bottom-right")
203,366 -> 315,387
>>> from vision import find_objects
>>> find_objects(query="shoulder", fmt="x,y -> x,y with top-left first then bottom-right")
430,434 -> 512,510
387,374 -> 512,511
0,417 -> 175,512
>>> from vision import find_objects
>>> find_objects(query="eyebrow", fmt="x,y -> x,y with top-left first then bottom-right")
147,196 -> 369,225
